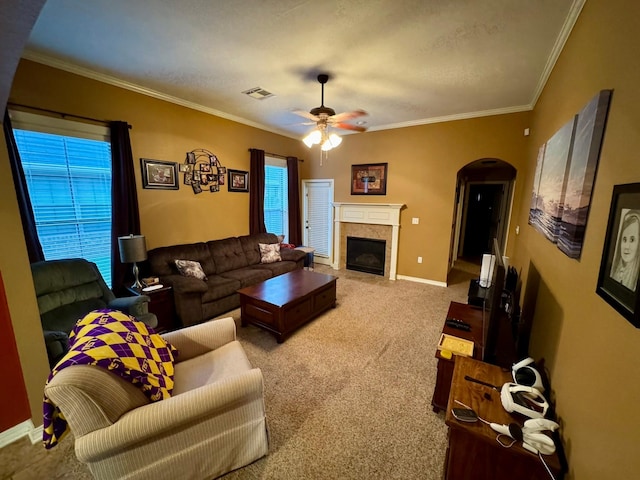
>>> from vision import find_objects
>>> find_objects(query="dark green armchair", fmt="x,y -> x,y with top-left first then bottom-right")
31,258 -> 158,367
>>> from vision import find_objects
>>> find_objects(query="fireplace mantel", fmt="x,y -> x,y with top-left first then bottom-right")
332,203 -> 404,280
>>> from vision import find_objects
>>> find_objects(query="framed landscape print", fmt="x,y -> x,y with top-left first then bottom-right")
228,169 -> 249,192
596,183 -> 640,327
140,158 -> 179,190
351,163 -> 388,195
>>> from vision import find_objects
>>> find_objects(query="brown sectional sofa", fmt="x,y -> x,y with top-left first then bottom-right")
147,233 -> 305,328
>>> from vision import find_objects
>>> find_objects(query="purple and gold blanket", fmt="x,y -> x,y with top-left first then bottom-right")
42,309 -> 177,449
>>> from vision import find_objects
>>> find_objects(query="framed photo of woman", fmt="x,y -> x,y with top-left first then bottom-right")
596,183 -> 640,327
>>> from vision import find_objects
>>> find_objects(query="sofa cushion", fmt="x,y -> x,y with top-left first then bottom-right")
219,267 -> 272,287
173,340 -> 252,395
251,261 -> 299,276
201,275 -> 242,303
208,237 -> 249,273
239,233 -> 279,266
175,259 -> 208,281
148,242 -> 216,277
259,242 -> 281,264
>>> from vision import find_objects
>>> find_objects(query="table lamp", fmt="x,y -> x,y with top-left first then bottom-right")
118,234 -> 147,289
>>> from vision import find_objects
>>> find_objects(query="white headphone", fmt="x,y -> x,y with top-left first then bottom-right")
500,383 -> 549,419
512,357 -> 545,392
490,418 -> 559,455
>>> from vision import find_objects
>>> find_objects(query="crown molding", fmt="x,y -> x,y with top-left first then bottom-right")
20,50 -> 298,140
368,104 -> 533,132
530,0 -> 587,108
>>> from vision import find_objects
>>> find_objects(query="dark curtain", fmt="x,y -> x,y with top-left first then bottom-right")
286,156 -> 302,246
3,109 -> 44,263
110,121 -> 141,295
249,148 -> 266,234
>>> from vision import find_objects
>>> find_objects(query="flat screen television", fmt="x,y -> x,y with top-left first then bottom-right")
482,238 -> 508,366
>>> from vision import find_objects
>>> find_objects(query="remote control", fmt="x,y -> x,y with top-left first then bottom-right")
445,318 -> 471,331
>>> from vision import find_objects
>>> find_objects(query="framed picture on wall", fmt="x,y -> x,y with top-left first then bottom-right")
228,169 -> 249,192
596,182 -> 640,327
351,163 -> 388,195
140,158 -> 179,190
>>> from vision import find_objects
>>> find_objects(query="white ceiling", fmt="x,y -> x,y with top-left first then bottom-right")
23,0 -> 584,139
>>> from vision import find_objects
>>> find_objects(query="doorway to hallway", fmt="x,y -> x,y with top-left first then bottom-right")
449,159 -> 516,275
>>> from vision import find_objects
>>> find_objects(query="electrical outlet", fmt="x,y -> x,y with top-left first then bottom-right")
412,217 -> 420,225
417,256 -> 423,264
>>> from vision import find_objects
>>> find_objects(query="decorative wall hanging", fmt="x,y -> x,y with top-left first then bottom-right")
596,183 -> 640,327
181,149 -> 227,194
528,89 -> 612,259
140,158 -> 179,190
351,163 -> 388,195
228,169 -> 249,192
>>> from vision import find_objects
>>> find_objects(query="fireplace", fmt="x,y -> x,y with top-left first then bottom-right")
333,203 -> 404,280
346,236 -> 386,276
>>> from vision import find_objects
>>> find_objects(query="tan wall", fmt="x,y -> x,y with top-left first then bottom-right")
0,134 -> 50,423
10,60 -> 308,250
299,112 -> 531,282
511,1 -> 640,478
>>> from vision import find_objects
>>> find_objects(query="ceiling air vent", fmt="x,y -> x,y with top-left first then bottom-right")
242,87 -> 275,100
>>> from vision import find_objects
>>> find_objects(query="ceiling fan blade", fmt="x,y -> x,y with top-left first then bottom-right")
292,110 -> 320,121
330,109 -> 368,123
334,122 -> 368,132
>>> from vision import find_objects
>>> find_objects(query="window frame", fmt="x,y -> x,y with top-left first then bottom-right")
264,156 -> 289,242
10,110 -> 114,285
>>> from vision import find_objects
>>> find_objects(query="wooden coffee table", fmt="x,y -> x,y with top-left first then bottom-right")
238,269 -> 337,343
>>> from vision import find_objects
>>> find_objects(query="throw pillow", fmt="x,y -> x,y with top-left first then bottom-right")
259,242 -> 282,264
174,259 -> 208,281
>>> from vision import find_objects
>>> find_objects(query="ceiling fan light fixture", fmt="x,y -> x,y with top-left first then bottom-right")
303,129 -> 322,148
321,133 -> 342,151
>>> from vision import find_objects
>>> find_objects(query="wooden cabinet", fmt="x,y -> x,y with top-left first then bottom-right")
127,285 -> 177,333
431,301 -> 484,412
444,357 -> 563,480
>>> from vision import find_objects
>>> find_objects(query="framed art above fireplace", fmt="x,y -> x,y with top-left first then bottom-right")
351,163 -> 388,195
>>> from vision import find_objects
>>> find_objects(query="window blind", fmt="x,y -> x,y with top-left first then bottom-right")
306,182 -> 331,257
13,128 -> 113,286
264,158 -> 289,243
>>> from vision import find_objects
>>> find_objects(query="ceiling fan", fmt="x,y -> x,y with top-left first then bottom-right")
294,74 -> 368,150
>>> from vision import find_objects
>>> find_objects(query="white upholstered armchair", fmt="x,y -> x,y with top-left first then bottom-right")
44,317 -> 268,479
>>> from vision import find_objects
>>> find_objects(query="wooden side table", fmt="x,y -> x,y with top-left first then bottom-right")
431,301 -> 484,412
444,356 -> 563,480
127,285 -> 177,333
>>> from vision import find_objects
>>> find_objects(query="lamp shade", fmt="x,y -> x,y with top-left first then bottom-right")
303,129 -> 322,148
118,235 -> 147,263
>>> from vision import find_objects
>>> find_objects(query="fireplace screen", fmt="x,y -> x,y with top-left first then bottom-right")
346,236 -> 386,276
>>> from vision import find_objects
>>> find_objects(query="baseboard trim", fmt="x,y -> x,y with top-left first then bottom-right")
396,274 -> 447,287
0,419 -> 36,448
29,424 -> 43,445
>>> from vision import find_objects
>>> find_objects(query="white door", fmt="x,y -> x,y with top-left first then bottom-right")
302,179 -> 334,266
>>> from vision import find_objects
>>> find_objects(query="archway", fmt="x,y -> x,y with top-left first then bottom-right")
448,158 -> 517,273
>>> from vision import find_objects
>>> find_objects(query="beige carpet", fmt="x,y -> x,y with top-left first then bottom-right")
1,263 -> 478,480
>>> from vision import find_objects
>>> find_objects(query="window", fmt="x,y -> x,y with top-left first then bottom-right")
264,156 -> 288,242
11,111 -> 113,286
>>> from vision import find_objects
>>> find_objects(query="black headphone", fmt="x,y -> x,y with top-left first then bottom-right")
511,357 -> 544,392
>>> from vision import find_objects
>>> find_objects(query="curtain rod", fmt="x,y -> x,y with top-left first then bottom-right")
7,102 -> 131,129
249,149 -> 304,162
